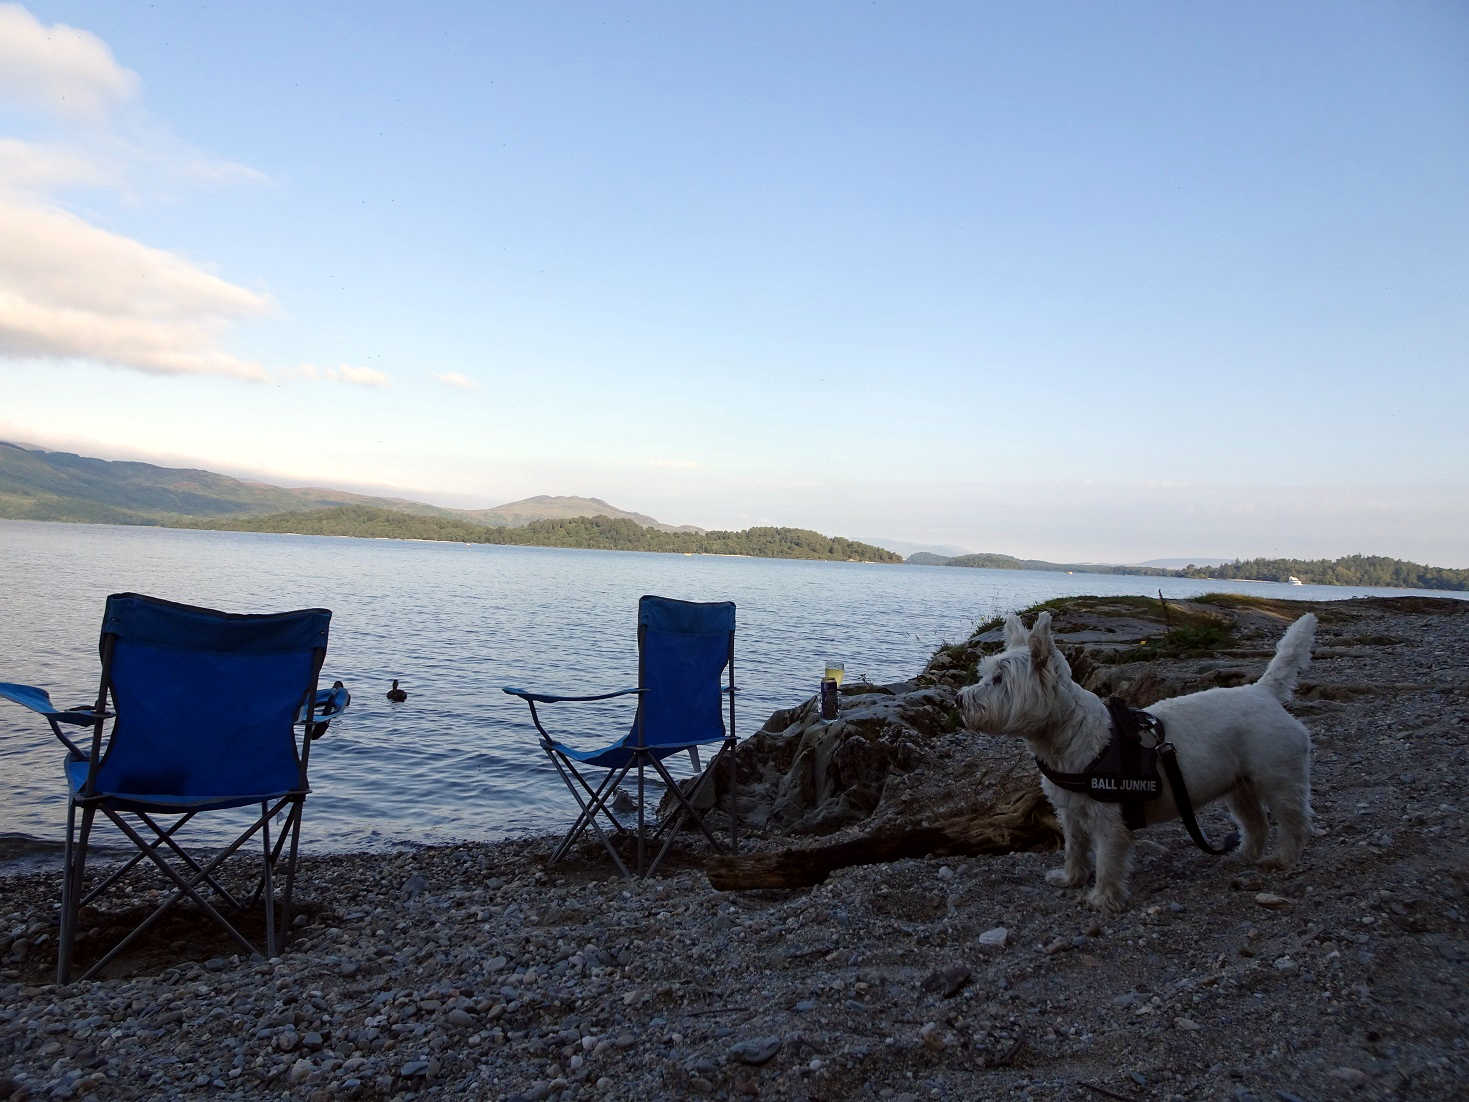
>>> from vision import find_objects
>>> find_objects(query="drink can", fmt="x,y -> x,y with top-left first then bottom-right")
820,677 -> 840,720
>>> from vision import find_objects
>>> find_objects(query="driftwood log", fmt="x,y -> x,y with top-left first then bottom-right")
705,785 -> 1060,891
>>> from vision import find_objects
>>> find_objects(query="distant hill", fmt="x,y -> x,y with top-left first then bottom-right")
464,495 -> 702,533
910,547 -> 1468,591
937,552 -> 1170,576
1131,557 -> 1233,569
0,441 -> 892,564
0,441 -> 463,524
181,506 -> 901,563
860,537 -> 972,560
0,442 -> 690,531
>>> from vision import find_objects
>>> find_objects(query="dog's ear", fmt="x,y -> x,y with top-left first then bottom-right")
1003,614 -> 1028,649
1029,612 -> 1053,672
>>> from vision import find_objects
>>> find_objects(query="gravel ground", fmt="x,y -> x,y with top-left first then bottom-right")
2,596 -> 1465,1101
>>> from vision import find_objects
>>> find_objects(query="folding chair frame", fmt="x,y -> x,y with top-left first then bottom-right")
509,604 -> 740,878
17,601 -> 343,984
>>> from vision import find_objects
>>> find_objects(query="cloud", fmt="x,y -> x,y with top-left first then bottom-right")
0,197 -> 279,380
0,138 -> 109,193
300,363 -> 392,388
433,371 -> 476,390
0,4 -> 139,121
0,9 -> 345,388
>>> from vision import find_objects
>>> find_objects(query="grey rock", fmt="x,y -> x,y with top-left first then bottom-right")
728,1036 -> 782,1065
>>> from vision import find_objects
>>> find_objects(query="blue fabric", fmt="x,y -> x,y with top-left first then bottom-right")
0,682 -> 62,715
547,731 -> 704,769
102,592 -> 330,655
632,595 -> 734,751
77,594 -> 329,805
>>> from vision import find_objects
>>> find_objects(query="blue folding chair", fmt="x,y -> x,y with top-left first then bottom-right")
0,592 -> 349,983
505,595 -> 738,877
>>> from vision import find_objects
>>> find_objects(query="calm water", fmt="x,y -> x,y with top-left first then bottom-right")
1,519 -> 1458,860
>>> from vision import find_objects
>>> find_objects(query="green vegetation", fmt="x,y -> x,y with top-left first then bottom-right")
1180,554 -> 1468,592
935,551 -> 1175,577
180,505 -> 903,562
920,548 -> 1468,593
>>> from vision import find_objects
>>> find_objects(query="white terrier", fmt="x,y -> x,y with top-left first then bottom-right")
958,611 -> 1316,912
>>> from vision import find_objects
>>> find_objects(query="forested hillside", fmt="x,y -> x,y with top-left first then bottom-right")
1180,555 -> 1468,591
182,506 -> 902,562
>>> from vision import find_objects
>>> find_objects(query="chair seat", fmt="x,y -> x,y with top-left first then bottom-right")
549,730 -> 726,770
65,757 -> 304,814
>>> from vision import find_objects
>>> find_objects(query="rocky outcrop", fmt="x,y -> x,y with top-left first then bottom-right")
672,594 -> 1456,850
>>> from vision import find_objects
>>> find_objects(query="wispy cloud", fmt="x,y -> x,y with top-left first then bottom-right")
0,198 -> 274,380
300,363 -> 392,388
433,371 -> 477,390
0,5 -> 330,386
0,4 -> 139,121
0,138 -> 109,193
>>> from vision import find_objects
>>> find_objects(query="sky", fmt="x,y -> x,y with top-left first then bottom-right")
1,2 -> 1466,566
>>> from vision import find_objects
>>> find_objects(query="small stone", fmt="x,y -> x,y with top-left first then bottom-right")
400,1059 -> 430,1077
402,874 -> 429,902
1329,1067 -> 1369,1086
1273,956 -> 1297,972
1174,1017 -> 1201,1031
937,866 -> 955,880
919,1021 -> 946,1050
446,1008 -> 474,1028
920,965 -> 971,999
288,1058 -> 313,1085
978,927 -> 1009,949
728,1036 -> 781,1066
276,1028 -> 299,1052
1254,893 -> 1290,909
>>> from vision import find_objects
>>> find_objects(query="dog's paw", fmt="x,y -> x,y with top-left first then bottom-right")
1045,866 -> 1085,888
1086,885 -> 1126,914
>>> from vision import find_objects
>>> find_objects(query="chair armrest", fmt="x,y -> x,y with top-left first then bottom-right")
0,683 -> 112,725
502,686 -> 642,704
297,683 -> 351,739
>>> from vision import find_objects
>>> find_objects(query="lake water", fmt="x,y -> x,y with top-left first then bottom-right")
1,519 -> 1459,863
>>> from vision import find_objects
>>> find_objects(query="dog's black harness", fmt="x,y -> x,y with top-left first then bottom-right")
1035,697 -> 1238,855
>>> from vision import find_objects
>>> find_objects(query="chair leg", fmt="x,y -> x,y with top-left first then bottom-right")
75,804 -> 284,982
726,738 -> 739,856
636,757 -> 647,877
261,802 -> 276,957
279,797 -> 304,949
645,750 -> 730,877
57,798 -> 91,985
542,747 -> 633,878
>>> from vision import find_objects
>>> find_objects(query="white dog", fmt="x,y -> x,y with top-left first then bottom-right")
958,611 -> 1316,912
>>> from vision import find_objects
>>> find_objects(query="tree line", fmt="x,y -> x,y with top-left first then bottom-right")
1178,555 -> 1468,591
180,506 -> 903,563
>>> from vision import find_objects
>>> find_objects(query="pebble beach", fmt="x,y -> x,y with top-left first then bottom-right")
2,595 -> 1466,1101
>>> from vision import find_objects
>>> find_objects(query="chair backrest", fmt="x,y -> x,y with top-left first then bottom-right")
89,593 -> 331,801
634,595 -> 734,749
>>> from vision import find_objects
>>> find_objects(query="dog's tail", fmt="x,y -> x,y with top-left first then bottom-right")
1256,613 -> 1317,702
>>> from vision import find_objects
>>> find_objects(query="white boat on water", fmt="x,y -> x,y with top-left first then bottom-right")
1288,576 -> 1303,585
